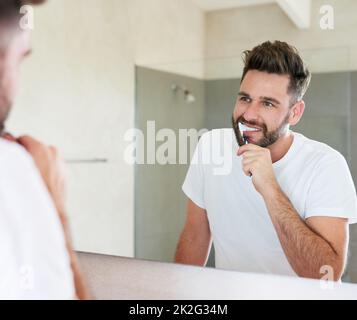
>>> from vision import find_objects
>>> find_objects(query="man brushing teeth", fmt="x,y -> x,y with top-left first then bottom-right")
176,41 -> 357,281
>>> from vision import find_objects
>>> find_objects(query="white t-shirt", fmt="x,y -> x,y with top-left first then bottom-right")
0,139 -> 75,299
182,129 -> 357,277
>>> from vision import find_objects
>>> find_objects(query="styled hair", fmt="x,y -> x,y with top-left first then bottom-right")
241,41 -> 311,104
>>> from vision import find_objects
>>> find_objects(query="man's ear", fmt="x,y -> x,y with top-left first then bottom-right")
289,100 -> 305,126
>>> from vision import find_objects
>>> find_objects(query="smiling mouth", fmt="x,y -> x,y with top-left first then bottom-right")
238,123 -> 262,132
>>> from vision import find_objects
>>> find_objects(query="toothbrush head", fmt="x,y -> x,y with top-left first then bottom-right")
238,123 -> 249,146
232,117 -> 248,147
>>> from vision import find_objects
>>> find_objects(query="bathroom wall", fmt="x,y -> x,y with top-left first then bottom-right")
291,72 -> 350,159
351,73 -> 357,180
204,79 -> 241,129
205,0 -> 357,79
350,72 -> 357,281
135,67 -> 206,262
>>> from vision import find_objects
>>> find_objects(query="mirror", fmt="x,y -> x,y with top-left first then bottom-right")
6,0 -> 357,284
134,47 -> 354,275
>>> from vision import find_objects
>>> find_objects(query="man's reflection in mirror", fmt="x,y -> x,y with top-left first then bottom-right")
176,41 -> 357,282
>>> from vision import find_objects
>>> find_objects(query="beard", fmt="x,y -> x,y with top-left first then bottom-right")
232,112 -> 290,148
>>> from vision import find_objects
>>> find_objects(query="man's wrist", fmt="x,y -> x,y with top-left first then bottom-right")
261,180 -> 282,201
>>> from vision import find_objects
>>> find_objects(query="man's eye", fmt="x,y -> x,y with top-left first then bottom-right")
240,97 -> 250,103
263,101 -> 274,108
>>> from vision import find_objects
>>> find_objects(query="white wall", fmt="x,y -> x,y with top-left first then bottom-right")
140,0 -> 357,79
7,0 -> 205,256
205,0 -> 357,79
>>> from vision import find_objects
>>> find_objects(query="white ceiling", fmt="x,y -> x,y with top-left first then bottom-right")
191,0 -> 311,29
191,0 -> 276,11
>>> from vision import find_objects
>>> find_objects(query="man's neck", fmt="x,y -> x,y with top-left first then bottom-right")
268,130 -> 294,163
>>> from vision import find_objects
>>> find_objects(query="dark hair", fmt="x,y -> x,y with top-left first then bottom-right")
241,41 -> 311,104
0,0 -> 46,24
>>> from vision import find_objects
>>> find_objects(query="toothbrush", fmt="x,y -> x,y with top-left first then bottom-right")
232,118 -> 248,147
238,123 -> 250,146
232,119 -> 252,177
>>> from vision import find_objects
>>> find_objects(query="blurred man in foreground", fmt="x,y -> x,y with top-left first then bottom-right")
0,0 -> 88,299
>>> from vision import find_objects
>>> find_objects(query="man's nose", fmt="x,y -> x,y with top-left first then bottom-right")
243,101 -> 260,122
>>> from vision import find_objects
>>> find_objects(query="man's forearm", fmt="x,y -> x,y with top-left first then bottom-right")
175,231 -> 211,266
58,209 -> 90,300
67,246 -> 90,300
262,186 -> 343,280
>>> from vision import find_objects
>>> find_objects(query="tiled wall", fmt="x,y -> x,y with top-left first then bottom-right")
135,67 -> 206,262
